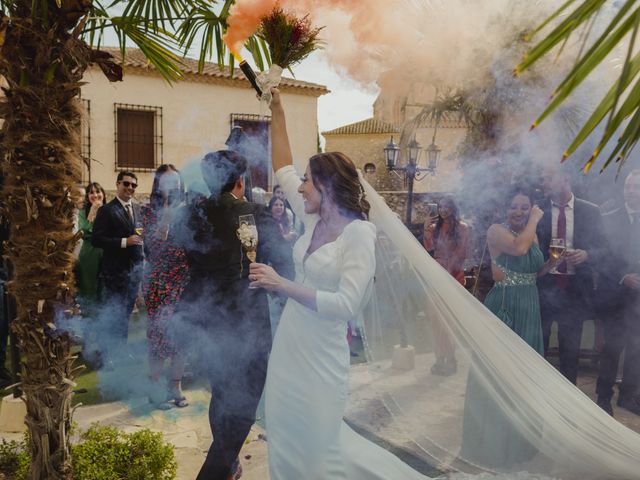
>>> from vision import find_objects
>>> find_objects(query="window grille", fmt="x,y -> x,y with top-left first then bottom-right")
114,103 -> 163,172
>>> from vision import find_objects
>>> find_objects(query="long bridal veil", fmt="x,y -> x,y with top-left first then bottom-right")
356,173 -> 640,479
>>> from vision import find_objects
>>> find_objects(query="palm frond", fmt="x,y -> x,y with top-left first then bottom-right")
517,0 -> 640,170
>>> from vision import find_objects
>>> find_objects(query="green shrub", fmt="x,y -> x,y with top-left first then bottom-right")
0,438 -> 23,473
0,424 -> 176,480
0,433 -> 29,480
71,424 -> 177,480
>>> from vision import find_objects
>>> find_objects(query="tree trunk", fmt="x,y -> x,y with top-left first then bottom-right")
0,8 -> 91,479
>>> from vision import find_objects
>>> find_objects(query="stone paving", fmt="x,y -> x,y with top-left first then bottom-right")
0,355 -> 638,480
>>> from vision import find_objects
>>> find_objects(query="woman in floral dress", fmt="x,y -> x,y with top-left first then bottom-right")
142,164 -> 190,409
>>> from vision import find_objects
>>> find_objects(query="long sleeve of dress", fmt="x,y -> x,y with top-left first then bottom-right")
316,221 -> 377,322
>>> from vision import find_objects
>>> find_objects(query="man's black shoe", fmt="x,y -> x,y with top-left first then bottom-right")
596,397 -> 613,416
617,395 -> 640,416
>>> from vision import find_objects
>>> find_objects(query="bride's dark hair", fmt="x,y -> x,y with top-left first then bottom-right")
308,152 -> 370,220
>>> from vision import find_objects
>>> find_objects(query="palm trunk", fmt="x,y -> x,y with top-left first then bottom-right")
0,6 -> 92,478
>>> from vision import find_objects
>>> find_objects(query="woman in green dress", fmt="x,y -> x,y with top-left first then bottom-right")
76,182 -> 106,310
461,186 -> 560,469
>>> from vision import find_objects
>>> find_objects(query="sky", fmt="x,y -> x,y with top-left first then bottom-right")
288,53 -> 379,134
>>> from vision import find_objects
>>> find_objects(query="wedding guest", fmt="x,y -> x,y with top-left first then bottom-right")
92,171 -> 144,364
462,186 -> 558,468
273,184 -> 296,230
76,182 -> 106,310
268,196 -> 297,243
596,169 -> 640,416
72,184 -> 86,259
537,163 -> 608,384
423,196 -> 470,375
267,196 -> 296,334
142,164 -> 190,409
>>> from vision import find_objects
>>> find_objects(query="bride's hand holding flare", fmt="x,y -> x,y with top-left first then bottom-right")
249,262 -> 283,291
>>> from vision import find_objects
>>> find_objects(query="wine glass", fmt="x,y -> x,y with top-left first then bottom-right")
237,214 -> 258,263
549,237 -> 566,274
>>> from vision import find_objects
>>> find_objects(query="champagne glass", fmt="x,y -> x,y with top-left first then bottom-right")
549,237 -> 566,274
237,214 -> 258,263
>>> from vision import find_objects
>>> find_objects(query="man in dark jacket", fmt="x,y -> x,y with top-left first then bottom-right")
92,171 -> 143,363
596,169 -> 640,416
537,163 -> 608,384
175,150 -> 291,480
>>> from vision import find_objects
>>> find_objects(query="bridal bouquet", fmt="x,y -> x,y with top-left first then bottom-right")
255,8 -> 324,105
237,215 -> 258,263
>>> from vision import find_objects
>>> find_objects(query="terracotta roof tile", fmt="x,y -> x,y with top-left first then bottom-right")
323,112 -> 467,135
322,118 -> 400,135
99,47 -> 329,95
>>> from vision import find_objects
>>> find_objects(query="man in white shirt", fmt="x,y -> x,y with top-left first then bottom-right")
537,163 -> 608,384
92,171 -> 143,365
596,169 -> 640,416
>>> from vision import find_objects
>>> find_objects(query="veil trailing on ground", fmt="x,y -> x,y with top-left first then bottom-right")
356,173 -> 640,479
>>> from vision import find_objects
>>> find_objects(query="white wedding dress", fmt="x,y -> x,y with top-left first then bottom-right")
265,165 -> 640,480
265,166 -> 432,479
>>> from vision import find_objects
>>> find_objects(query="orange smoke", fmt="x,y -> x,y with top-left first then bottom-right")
223,0 -> 279,56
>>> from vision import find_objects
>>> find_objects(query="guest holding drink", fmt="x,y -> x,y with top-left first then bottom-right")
423,196 -> 470,375
537,163 -> 608,384
461,186 -> 558,468
484,187 -> 559,352
142,164 -> 190,409
76,182 -> 106,310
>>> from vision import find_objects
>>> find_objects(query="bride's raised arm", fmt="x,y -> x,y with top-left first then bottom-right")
269,88 -> 293,173
269,88 -> 307,220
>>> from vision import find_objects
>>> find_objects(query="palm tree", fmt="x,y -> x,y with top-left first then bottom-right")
0,1 -> 268,478
516,0 -> 640,173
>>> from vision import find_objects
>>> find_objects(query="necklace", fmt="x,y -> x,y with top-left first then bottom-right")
502,223 -> 521,237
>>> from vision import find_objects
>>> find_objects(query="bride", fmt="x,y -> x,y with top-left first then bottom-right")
248,89 -> 640,479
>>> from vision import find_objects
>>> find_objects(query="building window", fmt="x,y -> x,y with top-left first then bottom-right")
230,113 -> 271,191
114,103 -> 162,171
80,98 -> 92,181
363,163 -> 376,174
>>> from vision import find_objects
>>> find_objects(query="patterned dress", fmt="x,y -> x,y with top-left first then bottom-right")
142,205 -> 189,359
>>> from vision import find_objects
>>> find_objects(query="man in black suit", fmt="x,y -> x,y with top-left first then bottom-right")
92,171 -> 144,363
537,163 -> 608,384
174,150 -> 291,480
596,169 -> 640,416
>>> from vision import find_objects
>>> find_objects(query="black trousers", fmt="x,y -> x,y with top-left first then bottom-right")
196,349 -> 268,480
596,301 -> 640,400
540,280 -> 592,385
177,279 -> 272,480
98,266 -> 142,360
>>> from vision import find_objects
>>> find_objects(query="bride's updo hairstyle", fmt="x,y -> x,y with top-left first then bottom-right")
308,152 -> 370,220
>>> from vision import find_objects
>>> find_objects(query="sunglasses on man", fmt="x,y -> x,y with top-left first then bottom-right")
119,181 -> 138,189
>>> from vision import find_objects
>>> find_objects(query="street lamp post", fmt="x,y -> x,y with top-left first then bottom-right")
383,135 -> 441,371
384,136 -> 440,225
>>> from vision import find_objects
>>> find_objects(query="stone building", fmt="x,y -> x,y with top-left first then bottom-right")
79,48 -> 328,195
323,84 -> 468,223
